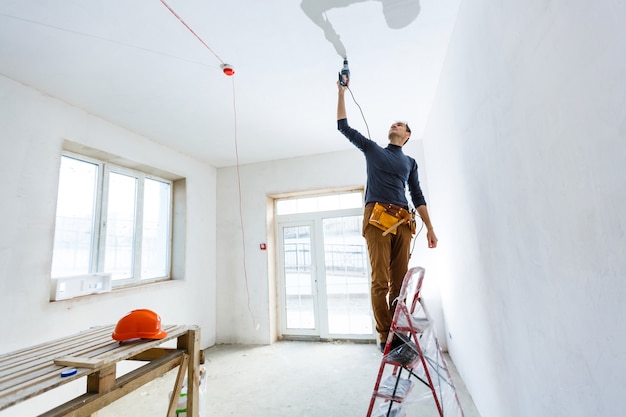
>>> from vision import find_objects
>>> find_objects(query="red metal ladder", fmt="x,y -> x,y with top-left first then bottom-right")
366,267 -> 465,417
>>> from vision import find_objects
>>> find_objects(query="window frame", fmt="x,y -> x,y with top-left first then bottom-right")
52,151 -> 174,288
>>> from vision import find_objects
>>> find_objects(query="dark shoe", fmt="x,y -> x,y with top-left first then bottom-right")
387,341 -> 418,365
380,335 -> 405,353
390,335 -> 404,350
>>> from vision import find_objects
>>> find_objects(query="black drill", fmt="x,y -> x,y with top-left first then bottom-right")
338,59 -> 350,86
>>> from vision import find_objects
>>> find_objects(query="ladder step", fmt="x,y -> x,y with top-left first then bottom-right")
378,376 -> 414,400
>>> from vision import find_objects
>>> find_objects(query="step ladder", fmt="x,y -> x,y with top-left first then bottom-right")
366,267 -> 465,417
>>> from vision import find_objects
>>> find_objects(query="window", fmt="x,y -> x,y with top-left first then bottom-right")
52,152 -> 173,286
276,190 -> 363,215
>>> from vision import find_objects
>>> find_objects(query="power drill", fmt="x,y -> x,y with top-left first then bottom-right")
338,59 -> 350,86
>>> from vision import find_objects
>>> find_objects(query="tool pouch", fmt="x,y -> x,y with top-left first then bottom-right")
368,203 -> 413,235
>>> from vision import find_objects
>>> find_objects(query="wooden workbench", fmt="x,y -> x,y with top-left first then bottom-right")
0,324 -> 201,417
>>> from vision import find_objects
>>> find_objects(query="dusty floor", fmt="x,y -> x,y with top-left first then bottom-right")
99,340 -> 481,417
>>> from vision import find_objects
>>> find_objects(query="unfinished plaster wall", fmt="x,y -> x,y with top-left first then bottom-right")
216,150 -> 366,344
0,75 -> 217,414
423,1 -> 626,416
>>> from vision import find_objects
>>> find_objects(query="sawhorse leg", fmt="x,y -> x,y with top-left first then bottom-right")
176,326 -> 201,417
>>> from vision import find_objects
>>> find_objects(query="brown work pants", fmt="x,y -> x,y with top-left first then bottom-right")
363,205 -> 412,343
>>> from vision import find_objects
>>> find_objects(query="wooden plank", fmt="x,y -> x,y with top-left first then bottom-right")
0,327 -> 113,380
76,325 -> 189,366
1,339 -> 120,406
75,324 -> 185,360
38,351 -> 185,417
0,325 -> 189,411
1,325 -> 187,393
80,324 -> 187,359
0,362 -> 95,411
0,326 -> 111,366
0,327 -> 115,390
1,324 -> 186,383
53,357 -> 105,369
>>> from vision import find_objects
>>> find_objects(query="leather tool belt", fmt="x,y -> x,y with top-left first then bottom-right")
368,202 -> 415,236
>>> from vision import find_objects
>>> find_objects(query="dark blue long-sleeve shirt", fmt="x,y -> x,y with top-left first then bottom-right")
338,118 -> 427,209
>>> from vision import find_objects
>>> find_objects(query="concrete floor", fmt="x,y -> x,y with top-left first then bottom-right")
99,340 -> 481,417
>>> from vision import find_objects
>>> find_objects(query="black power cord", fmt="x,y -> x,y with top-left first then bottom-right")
346,86 -> 372,140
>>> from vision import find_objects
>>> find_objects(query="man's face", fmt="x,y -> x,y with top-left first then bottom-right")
388,122 -> 410,144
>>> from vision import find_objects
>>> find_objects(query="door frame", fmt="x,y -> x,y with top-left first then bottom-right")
276,208 -> 373,340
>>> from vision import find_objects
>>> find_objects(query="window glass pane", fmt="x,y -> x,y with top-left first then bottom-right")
297,197 -> 319,213
283,225 -> 315,329
317,195 -> 338,211
339,192 -> 363,209
104,172 -> 137,280
141,178 -> 171,279
276,198 -> 297,214
276,191 -> 363,215
51,156 -> 98,277
323,216 -> 371,335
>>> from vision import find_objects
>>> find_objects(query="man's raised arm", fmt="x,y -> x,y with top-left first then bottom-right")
337,81 -> 347,120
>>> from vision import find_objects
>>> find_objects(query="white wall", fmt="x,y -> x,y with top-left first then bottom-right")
0,75 -> 217,352
216,150 -> 364,344
423,1 -> 626,416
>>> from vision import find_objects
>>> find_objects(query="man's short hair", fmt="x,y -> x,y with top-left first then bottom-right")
400,121 -> 411,145
397,121 -> 411,134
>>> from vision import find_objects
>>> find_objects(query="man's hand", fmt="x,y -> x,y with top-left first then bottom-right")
415,205 -> 437,248
426,229 -> 438,248
339,71 -> 350,88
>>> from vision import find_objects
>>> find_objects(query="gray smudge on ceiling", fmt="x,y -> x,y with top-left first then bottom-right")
300,0 -> 422,58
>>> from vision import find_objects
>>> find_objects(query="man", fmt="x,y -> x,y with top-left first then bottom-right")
336,80 -> 438,352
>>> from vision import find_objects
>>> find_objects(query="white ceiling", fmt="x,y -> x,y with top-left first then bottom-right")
0,0 -> 459,167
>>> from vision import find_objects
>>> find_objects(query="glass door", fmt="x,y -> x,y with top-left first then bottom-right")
278,213 -> 372,339
279,222 -> 318,336
322,216 -> 371,337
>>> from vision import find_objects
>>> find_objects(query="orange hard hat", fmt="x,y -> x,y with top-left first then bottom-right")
112,309 -> 168,341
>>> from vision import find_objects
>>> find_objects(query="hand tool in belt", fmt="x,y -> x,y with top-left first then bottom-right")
382,217 -> 408,236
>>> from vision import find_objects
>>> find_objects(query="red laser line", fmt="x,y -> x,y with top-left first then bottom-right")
159,0 -> 225,65
160,0 -> 256,329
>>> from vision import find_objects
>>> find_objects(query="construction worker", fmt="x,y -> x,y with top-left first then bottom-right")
336,80 -> 438,351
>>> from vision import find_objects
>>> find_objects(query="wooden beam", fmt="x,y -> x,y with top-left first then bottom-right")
39,351 -> 184,417
177,326 -> 200,417
129,348 -> 174,361
86,365 -> 116,394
